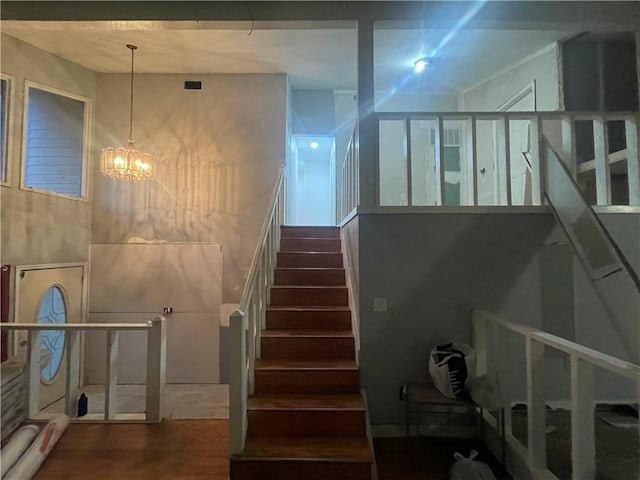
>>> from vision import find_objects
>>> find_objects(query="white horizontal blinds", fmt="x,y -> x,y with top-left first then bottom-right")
25,87 -> 85,197
1,78 -> 8,182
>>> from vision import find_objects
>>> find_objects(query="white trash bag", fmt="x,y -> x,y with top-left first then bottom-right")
449,450 -> 497,480
428,342 -> 475,399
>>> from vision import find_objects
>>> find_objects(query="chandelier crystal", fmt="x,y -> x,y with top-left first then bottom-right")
100,44 -> 156,182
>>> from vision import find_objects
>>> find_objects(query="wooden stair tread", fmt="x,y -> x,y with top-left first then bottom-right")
267,306 -> 350,311
256,359 -> 358,370
262,330 -> 353,338
279,251 -> 341,255
238,436 -> 373,462
249,394 -> 365,411
275,267 -> 345,272
271,285 -> 346,289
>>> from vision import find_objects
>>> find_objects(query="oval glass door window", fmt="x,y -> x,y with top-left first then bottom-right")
37,286 -> 67,382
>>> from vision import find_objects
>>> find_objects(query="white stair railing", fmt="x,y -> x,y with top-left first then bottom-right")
0,316 -> 166,422
472,309 -> 640,480
340,122 -> 359,222
229,166 -> 285,455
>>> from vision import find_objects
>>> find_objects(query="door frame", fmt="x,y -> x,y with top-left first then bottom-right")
493,81 -> 537,204
13,262 -> 89,387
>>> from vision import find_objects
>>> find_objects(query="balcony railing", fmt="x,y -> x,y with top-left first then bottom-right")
340,122 -> 359,222
375,111 -> 639,208
0,316 -> 166,422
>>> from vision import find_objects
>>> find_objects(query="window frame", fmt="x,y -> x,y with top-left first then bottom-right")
20,80 -> 92,201
1,73 -> 15,187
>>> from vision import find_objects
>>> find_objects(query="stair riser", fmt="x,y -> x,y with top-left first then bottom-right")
274,269 -> 346,286
280,238 -> 342,253
266,310 -> 352,330
247,410 -> 366,437
231,460 -> 370,480
254,370 -> 360,394
271,287 -> 348,306
278,253 -> 343,268
281,227 -> 341,239
261,337 -> 355,360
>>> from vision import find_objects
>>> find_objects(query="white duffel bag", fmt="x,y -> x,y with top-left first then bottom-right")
428,342 -> 475,399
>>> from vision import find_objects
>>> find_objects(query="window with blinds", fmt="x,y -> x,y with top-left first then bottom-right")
23,84 -> 89,198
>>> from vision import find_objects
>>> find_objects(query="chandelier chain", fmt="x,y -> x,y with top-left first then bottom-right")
127,44 -> 137,143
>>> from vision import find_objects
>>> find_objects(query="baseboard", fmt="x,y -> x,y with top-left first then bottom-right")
371,423 -> 479,439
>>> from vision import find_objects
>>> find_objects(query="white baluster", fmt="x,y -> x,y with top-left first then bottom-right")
27,330 -> 41,418
526,337 -> 547,468
145,316 -> 166,423
570,355 -> 595,480
105,330 -> 119,421
65,330 -> 80,417
593,117 -> 611,205
625,116 -> 640,205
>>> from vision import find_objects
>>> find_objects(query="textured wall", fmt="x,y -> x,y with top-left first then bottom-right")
0,34 -> 96,266
357,212 -> 556,424
92,73 -> 287,304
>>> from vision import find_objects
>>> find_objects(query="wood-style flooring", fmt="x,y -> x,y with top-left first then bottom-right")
31,419 -> 510,479
33,420 -> 229,480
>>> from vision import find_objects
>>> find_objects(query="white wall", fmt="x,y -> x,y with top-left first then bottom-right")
0,34 -> 96,267
92,73 -> 287,305
87,244 -> 222,384
462,45 -> 560,112
376,91 -> 458,113
357,212 -> 556,424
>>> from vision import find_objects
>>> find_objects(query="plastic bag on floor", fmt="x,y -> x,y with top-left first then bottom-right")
449,450 -> 497,480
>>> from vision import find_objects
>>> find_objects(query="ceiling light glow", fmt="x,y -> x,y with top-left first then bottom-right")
414,57 -> 432,74
310,141 -> 319,149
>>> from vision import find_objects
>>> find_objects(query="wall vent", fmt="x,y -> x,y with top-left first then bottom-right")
184,81 -> 202,90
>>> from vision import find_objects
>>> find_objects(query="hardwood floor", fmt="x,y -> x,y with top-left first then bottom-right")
33,420 -> 229,480
30,419 -> 511,479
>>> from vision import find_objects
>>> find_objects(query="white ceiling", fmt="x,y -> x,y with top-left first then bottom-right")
1,21 -> 573,92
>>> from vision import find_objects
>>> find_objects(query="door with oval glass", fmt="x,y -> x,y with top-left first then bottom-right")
17,266 -> 83,409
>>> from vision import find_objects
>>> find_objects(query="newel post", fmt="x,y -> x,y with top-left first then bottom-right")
229,310 -> 248,455
145,316 -> 166,423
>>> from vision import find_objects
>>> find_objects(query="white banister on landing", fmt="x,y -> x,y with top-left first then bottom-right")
229,166 -> 286,455
472,309 -> 640,480
1,316 -> 167,423
375,111 -> 639,208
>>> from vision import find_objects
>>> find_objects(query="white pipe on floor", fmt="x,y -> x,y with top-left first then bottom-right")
4,415 -> 69,480
0,425 -> 40,477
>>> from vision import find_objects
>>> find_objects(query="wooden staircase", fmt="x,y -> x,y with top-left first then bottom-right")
230,225 -> 374,480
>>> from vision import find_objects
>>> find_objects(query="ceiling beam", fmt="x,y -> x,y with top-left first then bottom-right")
1,1 -> 639,31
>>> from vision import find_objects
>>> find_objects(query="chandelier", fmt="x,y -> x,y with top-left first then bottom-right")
100,44 -> 156,182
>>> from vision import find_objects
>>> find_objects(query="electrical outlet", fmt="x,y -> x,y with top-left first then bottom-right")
163,307 -> 174,314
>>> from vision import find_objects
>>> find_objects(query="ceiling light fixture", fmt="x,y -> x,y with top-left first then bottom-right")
310,141 -> 319,149
414,57 -> 432,74
100,44 -> 156,182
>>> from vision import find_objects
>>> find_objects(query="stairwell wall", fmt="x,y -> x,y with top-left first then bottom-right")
91,73 -> 287,383
357,212 -> 555,425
